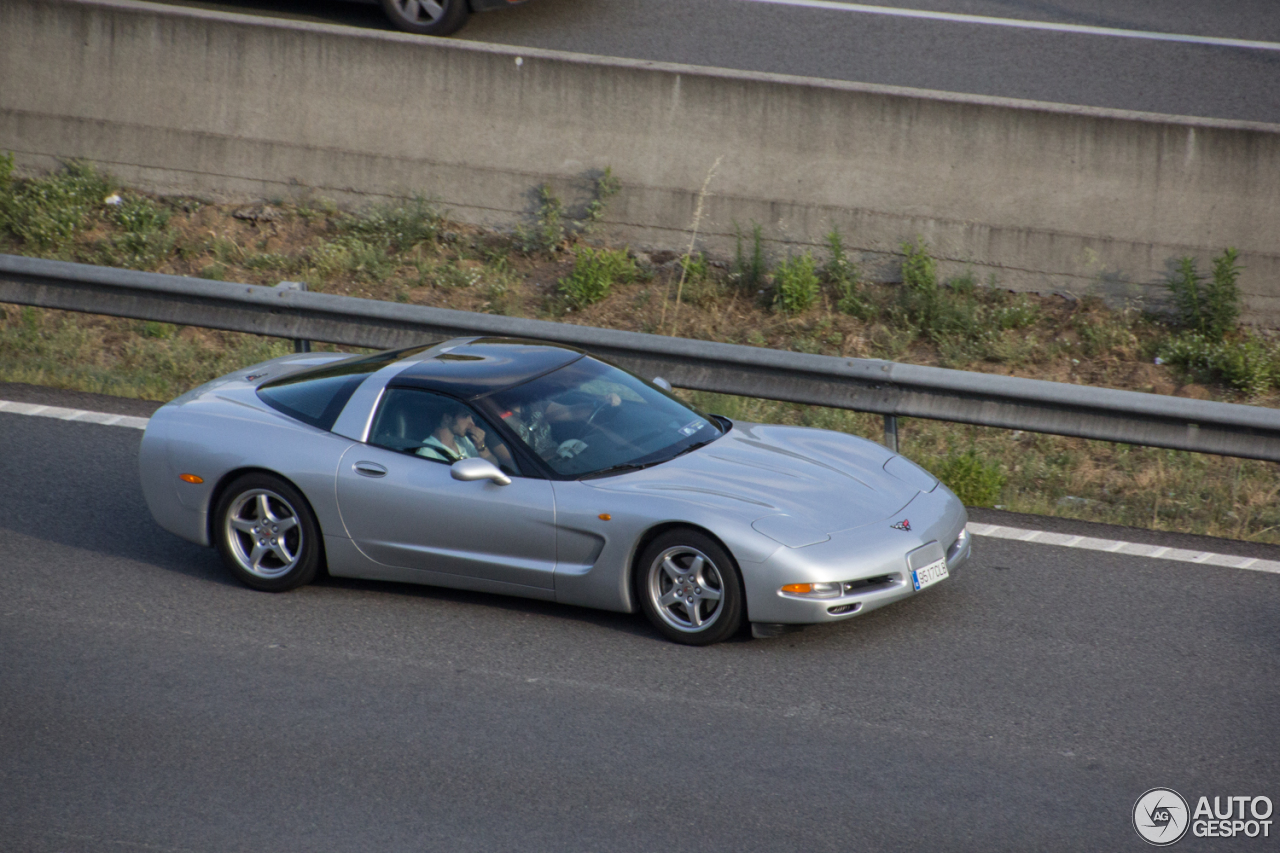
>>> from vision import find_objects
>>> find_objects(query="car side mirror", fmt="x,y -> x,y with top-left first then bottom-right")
653,377 -> 673,391
451,457 -> 511,486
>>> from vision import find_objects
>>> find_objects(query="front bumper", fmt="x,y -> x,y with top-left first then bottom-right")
741,487 -> 969,625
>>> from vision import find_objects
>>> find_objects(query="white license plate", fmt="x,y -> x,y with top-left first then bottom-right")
911,558 -> 949,591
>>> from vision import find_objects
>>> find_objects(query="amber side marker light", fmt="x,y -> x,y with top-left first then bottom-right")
598,513 -> 612,521
179,474 -> 204,484
780,582 -> 843,598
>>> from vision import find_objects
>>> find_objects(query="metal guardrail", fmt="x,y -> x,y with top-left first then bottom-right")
4,252 -> 1280,461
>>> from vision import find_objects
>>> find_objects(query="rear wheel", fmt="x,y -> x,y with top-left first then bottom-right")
636,530 -> 744,645
380,0 -> 470,36
214,473 -> 321,592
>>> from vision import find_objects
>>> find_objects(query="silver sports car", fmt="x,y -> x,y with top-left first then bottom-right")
140,338 -> 970,645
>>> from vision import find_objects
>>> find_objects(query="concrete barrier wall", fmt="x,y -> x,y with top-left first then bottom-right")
3,0 -> 1279,321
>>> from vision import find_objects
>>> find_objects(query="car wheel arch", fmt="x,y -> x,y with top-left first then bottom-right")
206,467 -> 328,569
626,522 -> 745,614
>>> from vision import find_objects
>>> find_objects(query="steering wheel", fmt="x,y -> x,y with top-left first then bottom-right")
585,400 -> 609,427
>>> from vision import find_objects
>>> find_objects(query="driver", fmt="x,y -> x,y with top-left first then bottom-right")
417,400 -> 513,470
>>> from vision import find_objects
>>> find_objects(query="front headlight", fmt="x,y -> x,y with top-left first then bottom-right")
780,582 -> 843,599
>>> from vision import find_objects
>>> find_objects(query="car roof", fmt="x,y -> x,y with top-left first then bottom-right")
388,337 -> 583,399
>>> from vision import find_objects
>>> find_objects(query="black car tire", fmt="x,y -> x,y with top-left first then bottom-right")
380,0 -> 471,36
636,529 -> 744,645
213,473 -> 322,592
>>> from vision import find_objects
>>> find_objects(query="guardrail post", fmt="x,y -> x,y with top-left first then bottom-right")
276,280 -> 310,352
883,414 -> 898,453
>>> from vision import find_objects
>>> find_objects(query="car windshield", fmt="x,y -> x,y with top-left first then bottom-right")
479,357 -> 723,477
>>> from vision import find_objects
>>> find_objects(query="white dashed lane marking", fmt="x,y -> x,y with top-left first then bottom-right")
2,398 -> 1276,576
0,399 -> 150,430
967,523 -> 1280,576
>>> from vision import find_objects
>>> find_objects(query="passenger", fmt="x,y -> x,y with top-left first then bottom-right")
504,400 -> 557,459
504,392 -> 622,460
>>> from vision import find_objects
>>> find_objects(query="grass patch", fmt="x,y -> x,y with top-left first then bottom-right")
581,167 -> 621,232
308,236 -> 394,282
342,195 -> 442,253
0,305 -> 292,400
242,252 -> 297,272
430,260 -> 485,290
672,253 -> 724,309
517,184 -> 567,255
558,247 -> 638,310
928,447 -> 1006,507
1159,332 -> 1279,398
824,229 -> 869,319
1167,248 -> 1241,341
773,252 -> 820,315
0,159 -> 114,254
516,172 -> 623,255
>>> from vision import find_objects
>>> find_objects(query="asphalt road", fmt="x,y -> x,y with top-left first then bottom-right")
2,404 -> 1277,851
150,0 -> 1280,122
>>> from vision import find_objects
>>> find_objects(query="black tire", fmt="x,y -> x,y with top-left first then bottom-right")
380,0 -> 470,36
213,473 -> 322,592
635,529 -> 744,646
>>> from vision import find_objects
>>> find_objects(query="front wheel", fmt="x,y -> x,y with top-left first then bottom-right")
214,473 -> 322,592
380,0 -> 470,36
636,530 -> 744,645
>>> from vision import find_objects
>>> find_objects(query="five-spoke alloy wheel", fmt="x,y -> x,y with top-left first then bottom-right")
379,0 -> 470,36
637,530 -> 744,645
214,473 -> 321,592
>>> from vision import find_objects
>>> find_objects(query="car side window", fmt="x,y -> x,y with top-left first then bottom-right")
369,388 -> 522,477
256,345 -> 433,431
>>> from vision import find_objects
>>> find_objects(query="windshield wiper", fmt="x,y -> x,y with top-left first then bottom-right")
578,459 -> 665,480
579,435 -> 721,480
668,435 -> 719,460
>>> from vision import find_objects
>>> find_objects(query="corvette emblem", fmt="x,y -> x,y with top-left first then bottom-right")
891,519 -> 911,531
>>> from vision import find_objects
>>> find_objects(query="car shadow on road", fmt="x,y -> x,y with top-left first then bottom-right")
312,572 -> 689,642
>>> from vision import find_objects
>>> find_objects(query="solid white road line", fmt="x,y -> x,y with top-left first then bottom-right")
736,0 -> 1280,53
1,398 -> 1275,575
967,523 -> 1280,576
0,399 -> 150,430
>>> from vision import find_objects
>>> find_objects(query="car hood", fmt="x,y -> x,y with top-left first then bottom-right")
582,422 -> 922,534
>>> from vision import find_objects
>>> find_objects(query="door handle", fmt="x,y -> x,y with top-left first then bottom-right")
353,461 -> 388,478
